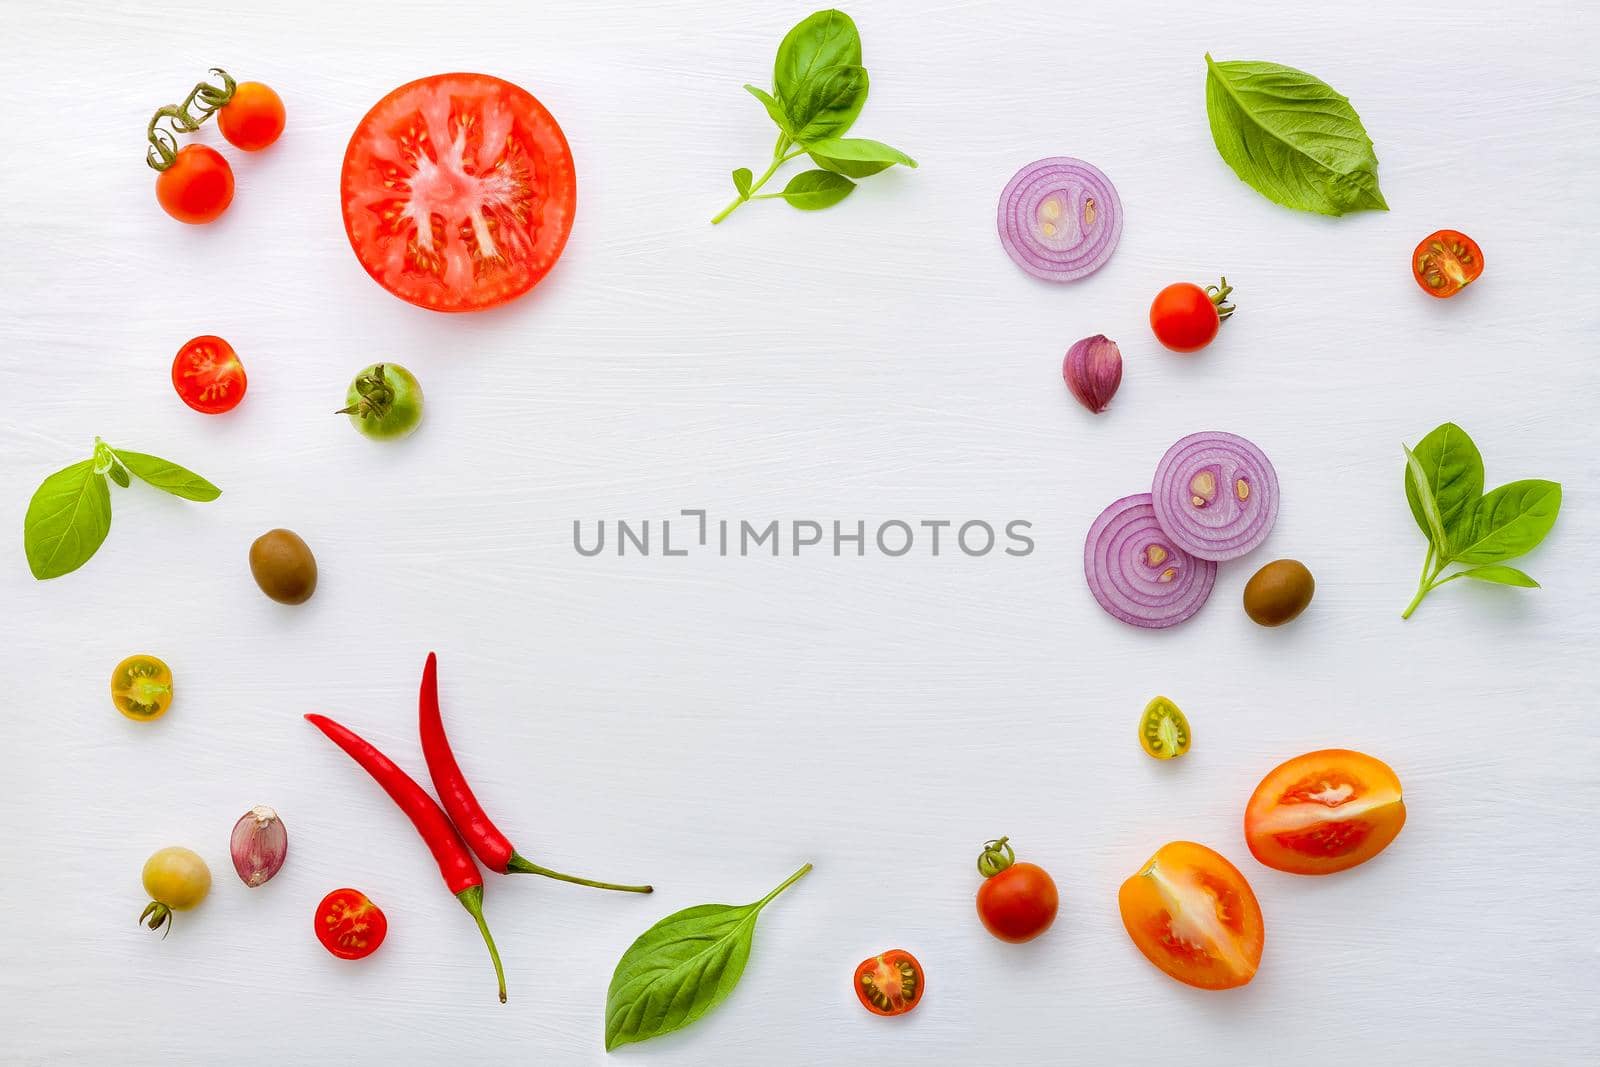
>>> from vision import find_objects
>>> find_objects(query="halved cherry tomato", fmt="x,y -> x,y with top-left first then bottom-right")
975,837 -> 1059,943
315,888 -> 388,960
1118,841 -> 1263,990
1412,230 -> 1483,298
339,73 -> 576,313
1150,278 -> 1235,353
156,144 -> 234,225
854,949 -> 923,1016
218,81 -> 285,152
111,654 -> 173,721
1138,696 -> 1190,759
172,335 -> 247,414
1244,749 -> 1406,875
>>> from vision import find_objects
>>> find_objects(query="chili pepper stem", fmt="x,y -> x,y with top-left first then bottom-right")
456,885 -> 507,1004
504,852 -> 653,893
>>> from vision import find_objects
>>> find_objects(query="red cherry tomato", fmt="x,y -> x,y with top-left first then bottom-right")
975,837 -> 1058,943
1244,749 -> 1406,875
340,73 -> 576,312
315,888 -> 387,960
171,335 -> 247,414
1150,278 -> 1235,353
155,144 -> 234,225
218,81 -> 286,152
1412,230 -> 1483,298
853,949 -> 924,1016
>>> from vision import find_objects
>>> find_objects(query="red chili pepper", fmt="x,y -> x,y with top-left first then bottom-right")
417,652 -> 653,893
304,712 -> 508,1002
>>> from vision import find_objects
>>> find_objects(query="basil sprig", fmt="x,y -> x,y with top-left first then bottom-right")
603,863 -> 810,1051
23,437 -> 220,580
712,10 -> 915,223
1401,423 -> 1561,618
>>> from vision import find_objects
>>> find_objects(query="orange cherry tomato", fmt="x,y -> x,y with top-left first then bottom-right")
315,888 -> 387,960
1150,278 -> 1235,353
975,837 -> 1058,943
1244,749 -> 1406,875
171,335 -> 247,414
1412,230 -> 1483,298
853,949 -> 923,1016
218,81 -> 286,152
1118,841 -> 1263,990
155,144 -> 234,225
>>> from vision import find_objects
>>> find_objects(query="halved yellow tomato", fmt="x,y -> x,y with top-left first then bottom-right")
1138,696 -> 1190,759
1244,749 -> 1405,875
1118,841 -> 1263,990
111,654 -> 173,721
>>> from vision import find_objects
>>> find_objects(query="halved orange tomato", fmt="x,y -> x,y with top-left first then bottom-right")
853,949 -> 923,1017
1117,841 -> 1263,990
1244,749 -> 1405,875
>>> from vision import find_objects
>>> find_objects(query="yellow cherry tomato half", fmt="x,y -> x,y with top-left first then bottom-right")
1139,696 -> 1190,759
112,655 -> 173,721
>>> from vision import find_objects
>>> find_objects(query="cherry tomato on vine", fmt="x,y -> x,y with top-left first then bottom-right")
338,363 -> 423,439
172,335 -> 247,414
1244,749 -> 1406,875
975,837 -> 1059,943
1118,841 -> 1263,990
1412,230 -> 1483,298
853,949 -> 923,1016
111,654 -> 173,721
218,81 -> 285,152
315,888 -> 388,960
155,144 -> 233,225
340,73 -> 576,312
1150,278 -> 1235,353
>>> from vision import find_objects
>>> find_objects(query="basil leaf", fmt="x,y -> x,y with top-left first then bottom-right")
1448,565 -> 1540,589
776,169 -> 854,210
111,448 -> 222,502
743,85 -> 791,134
605,864 -> 810,1051
731,168 -> 753,200
1204,54 -> 1387,216
786,64 -> 868,142
806,136 -> 916,178
773,9 -> 860,106
1403,445 -> 1449,554
108,460 -> 131,488
1451,480 -> 1561,564
24,459 -> 113,580
1404,422 -> 1483,548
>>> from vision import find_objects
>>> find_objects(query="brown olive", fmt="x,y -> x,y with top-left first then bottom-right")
249,529 -> 317,605
1243,559 -> 1314,626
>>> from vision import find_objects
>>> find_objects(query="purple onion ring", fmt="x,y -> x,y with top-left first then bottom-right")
997,157 -> 1123,282
1085,493 -> 1217,628
1151,432 -> 1279,561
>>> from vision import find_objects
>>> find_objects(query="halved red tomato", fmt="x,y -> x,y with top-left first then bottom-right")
853,949 -> 923,1016
171,335 -> 247,414
1412,230 -> 1483,298
1245,749 -> 1406,875
315,888 -> 388,960
340,73 -> 576,313
1117,841 -> 1263,990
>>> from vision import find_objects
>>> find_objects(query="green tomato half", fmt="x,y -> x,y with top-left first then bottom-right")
340,362 -> 423,440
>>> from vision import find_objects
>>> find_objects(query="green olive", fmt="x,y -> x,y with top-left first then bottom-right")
1243,559 -> 1314,626
249,529 -> 317,604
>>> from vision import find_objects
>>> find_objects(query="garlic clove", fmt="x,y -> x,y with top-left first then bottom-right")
230,805 -> 288,887
1063,334 -> 1123,414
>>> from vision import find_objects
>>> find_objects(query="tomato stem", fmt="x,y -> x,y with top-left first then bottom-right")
146,68 -> 236,171
1206,277 -> 1237,321
456,885 -> 507,1004
335,364 -> 396,420
504,852 -> 652,893
977,836 -> 1016,878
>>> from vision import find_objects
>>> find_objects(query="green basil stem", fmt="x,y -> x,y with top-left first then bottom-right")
504,852 -> 653,893
712,141 -> 807,224
758,862 -> 813,907
1401,547 -> 1450,620
455,885 -> 508,1004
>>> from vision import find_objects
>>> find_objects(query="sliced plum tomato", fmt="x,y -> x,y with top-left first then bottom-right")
1244,749 -> 1406,875
339,73 -> 576,313
1118,841 -> 1263,991
315,888 -> 388,960
172,335 -> 247,414
854,949 -> 924,1017
1413,230 -> 1483,298
111,654 -> 173,721
1139,696 -> 1190,759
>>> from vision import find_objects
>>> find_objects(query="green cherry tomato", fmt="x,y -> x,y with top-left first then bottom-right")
1138,696 -> 1190,759
140,846 -> 212,936
339,362 -> 423,440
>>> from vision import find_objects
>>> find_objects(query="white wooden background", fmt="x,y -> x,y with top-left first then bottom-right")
2,1 -> 1596,1063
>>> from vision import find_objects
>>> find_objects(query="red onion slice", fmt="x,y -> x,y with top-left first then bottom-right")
997,157 -> 1123,282
1151,432 -> 1279,561
1085,494 -> 1217,628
